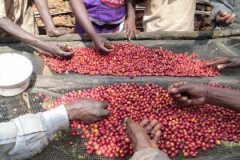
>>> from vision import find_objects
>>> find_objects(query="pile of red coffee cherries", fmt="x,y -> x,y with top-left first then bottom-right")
42,44 -> 219,77
46,83 -> 240,158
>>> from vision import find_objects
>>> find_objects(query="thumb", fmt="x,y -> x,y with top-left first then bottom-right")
124,118 -> 135,127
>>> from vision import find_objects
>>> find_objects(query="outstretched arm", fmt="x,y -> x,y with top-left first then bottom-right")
205,86 -> 240,112
70,0 -> 113,53
125,0 -> 139,40
206,56 -> 240,70
168,82 -> 240,112
0,98 -> 109,159
0,18 -> 71,58
0,106 -> 69,159
34,0 -> 65,37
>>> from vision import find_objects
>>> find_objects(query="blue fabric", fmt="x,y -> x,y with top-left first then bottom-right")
75,0 -> 126,34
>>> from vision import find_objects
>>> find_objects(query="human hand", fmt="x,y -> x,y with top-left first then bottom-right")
206,56 -> 240,70
124,18 -> 140,40
92,35 -> 113,54
168,82 -> 208,106
216,10 -> 236,26
47,27 -> 66,37
125,118 -> 161,152
44,42 -> 73,59
65,98 -> 109,123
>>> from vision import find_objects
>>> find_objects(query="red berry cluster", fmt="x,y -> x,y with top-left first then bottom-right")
46,83 -> 240,158
42,44 -> 219,77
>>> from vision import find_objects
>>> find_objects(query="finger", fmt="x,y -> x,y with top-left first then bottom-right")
153,130 -> 161,142
102,101 -> 109,108
145,119 -> 158,133
229,14 -> 236,23
230,14 -> 236,23
217,64 -> 227,70
60,44 -> 68,51
220,14 -> 232,22
168,82 -> 188,94
135,29 -> 140,38
151,124 -> 161,135
172,93 -> 181,98
217,63 -> 237,70
176,101 -> 191,106
178,96 -> 189,103
96,101 -> 109,109
206,57 -> 229,66
98,109 -> 110,117
186,99 -> 192,105
124,22 -> 129,34
104,43 -> 114,50
100,46 -> 113,53
226,15 -> 236,24
177,84 -> 196,94
172,81 -> 188,88
125,118 -> 136,128
140,119 -> 149,127
60,51 -> 73,57
128,32 -> 133,41
173,95 -> 190,104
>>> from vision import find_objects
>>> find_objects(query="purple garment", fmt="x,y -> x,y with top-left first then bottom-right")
75,0 -> 126,34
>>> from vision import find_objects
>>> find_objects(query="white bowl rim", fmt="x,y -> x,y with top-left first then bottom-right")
0,53 -> 33,87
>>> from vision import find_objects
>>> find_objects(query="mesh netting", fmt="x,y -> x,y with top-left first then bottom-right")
1,83 -> 240,160
1,38 -> 240,159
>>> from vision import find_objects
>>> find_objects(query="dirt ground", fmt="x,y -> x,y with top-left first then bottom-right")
34,0 -> 213,34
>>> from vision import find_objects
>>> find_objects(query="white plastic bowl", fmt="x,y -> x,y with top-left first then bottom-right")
0,53 -> 33,96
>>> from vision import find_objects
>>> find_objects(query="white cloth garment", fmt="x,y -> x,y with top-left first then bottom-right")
130,148 -> 170,160
143,0 -> 196,32
0,0 -> 36,36
0,105 -> 69,160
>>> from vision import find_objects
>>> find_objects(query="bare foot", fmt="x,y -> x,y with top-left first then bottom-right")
125,118 -> 161,152
47,27 -> 66,37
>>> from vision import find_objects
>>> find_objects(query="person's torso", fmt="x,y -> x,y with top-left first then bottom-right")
143,0 -> 196,32
0,0 -> 35,37
83,0 -> 126,24
4,0 -> 29,23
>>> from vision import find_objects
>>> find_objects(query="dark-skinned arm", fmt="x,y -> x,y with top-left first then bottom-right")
34,0 -> 65,37
168,82 -> 240,112
206,87 -> 240,112
125,0 -> 139,39
70,0 -> 113,53
0,18 -> 71,58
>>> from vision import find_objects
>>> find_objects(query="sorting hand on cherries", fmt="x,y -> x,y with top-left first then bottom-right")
48,83 -> 240,158
206,56 -> 240,70
168,81 -> 208,106
65,98 -> 110,123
